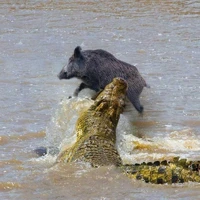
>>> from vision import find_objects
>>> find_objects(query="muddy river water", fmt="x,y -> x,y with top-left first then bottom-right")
0,0 -> 200,199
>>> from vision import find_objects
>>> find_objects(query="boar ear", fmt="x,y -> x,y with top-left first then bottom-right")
74,46 -> 82,58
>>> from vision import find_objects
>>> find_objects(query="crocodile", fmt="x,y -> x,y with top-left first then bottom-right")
55,77 -> 200,184
56,77 -> 126,167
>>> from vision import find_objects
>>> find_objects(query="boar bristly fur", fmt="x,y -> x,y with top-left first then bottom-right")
58,46 -> 149,113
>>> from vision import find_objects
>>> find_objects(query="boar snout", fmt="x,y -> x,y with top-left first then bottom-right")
58,70 -> 68,80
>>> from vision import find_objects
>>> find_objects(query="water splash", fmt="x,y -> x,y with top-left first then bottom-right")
117,123 -> 200,164
43,97 -> 200,165
45,97 -> 93,149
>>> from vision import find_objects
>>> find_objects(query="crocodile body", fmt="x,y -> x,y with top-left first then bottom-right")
123,158 -> 200,184
56,78 -> 200,184
56,77 -> 126,167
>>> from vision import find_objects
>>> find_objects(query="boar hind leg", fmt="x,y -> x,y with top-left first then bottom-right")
135,99 -> 144,113
132,98 -> 143,113
127,92 -> 144,113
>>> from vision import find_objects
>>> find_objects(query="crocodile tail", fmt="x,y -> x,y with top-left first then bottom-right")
121,157 -> 200,184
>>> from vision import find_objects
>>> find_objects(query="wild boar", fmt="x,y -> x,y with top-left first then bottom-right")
58,46 -> 149,113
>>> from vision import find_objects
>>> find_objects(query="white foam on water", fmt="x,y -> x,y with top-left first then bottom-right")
117,114 -> 200,164
29,154 -> 57,167
43,97 -> 200,165
45,97 -> 93,149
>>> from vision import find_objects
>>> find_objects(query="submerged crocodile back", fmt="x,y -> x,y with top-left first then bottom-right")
122,157 -> 200,184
